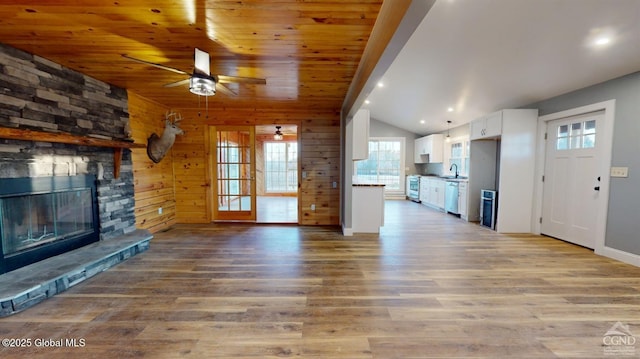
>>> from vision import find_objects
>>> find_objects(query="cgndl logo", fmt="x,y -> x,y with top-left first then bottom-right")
604,322 -> 634,338
603,322 -> 636,356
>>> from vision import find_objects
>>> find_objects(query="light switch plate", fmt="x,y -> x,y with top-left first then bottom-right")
610,167 -> 629,178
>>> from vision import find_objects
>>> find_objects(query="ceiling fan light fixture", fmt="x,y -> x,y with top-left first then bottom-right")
274,126 -> 283,140
189,76 -> 216,96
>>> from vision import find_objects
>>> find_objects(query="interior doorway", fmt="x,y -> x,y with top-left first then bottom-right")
255,124 -> 299,223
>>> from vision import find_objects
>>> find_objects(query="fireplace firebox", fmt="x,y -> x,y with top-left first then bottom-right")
0,175 -> 99,274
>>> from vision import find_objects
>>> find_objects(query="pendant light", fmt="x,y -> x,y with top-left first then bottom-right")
446,120 -> 452,142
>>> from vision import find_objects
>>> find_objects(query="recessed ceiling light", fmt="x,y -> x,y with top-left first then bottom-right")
377,81 -> 384,88
447,107 -> 454,112
585,28 -> 615,49
365,99 -> 370,105
420,120 -> 425,124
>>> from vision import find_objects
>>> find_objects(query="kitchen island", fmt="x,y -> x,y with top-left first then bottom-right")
351,183 -> 385,234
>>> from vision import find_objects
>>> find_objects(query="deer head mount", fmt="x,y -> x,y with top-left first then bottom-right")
147,111 -> 184,163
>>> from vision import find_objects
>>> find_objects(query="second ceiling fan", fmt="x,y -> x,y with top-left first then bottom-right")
123,48 -> 266,96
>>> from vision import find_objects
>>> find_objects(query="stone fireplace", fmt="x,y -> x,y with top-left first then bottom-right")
0,43 -> 138,273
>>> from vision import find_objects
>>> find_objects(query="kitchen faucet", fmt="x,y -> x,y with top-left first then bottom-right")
449,163 -> 459,178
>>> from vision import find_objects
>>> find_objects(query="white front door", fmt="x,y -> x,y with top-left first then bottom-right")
541,111 -> 604,249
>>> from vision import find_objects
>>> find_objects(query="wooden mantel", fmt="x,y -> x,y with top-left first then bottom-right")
0,127 -> 146,179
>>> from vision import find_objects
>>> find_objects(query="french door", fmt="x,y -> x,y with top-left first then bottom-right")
212,126 -> 256,221
541,111 -> 603,248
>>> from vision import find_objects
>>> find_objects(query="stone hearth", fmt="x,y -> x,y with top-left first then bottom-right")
0,229 -> 151,317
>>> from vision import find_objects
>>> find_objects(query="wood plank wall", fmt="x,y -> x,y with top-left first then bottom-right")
127,92 -> 177,233
170,108 -> 341,225
255,136 -> 266,196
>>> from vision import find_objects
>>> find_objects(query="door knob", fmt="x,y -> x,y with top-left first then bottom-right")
594,186 -> 600,191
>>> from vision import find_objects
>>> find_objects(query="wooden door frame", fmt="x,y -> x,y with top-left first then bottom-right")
206,123 -> 302,224
533,100 -> 615,258
208,125 -> 257,221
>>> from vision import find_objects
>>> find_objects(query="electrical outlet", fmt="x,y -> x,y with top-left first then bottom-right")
311,204 -> 316,211
332,181 -> 337,188
158,207 -> 163,215
611,167 -> 629,178
302,171 -> 307,179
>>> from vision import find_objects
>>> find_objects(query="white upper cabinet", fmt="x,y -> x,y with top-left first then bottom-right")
352,109 -> 370,160
414,134 -> 444,163
414,137 -> 427,163
470,111 -> 503,140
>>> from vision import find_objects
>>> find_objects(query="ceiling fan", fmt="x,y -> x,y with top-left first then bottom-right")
122,48 -> 266,97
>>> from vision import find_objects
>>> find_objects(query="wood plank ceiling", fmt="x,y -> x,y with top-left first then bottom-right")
0,1 -> 383,112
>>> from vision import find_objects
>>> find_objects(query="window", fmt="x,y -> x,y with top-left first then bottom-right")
446,136 -> 469,176
354,138 -> 405,195
264,142 -> 298,193
557,119 -> 596,150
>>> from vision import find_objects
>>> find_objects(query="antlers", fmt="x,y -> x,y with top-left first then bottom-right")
165,111 -> 182,124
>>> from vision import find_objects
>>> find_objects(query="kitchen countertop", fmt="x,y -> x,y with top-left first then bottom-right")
421,174 -> 468,182
352,183 -> 386,187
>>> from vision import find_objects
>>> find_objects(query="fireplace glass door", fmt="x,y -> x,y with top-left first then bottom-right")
0,175 -> 99,274
1,189 -> 94,256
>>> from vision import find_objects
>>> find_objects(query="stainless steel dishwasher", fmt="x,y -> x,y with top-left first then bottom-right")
445,180 -> 459,214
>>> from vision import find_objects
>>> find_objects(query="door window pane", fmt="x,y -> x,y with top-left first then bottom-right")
557,125 -> 569,150
582,120 -> 596,148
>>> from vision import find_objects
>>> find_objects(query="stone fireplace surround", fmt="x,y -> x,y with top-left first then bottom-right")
0,43 -> 151,315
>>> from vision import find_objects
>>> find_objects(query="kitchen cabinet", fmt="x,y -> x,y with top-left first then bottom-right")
495,109 -> 538,233
414,137 -> 426,163
352,109 -> 370,160
433,179 -> 446,209
458,181 -> 468,219
414,134 -> 444,163
421,176 -> 445,210
419,177 -> 429,203
470,111 -> 502,140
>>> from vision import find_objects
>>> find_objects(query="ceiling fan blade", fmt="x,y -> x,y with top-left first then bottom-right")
121,54 -> 189,75
217,75 -> 266,85
163,78 -> 191,88
216,83 -> 237,96
194,48 -> 210,76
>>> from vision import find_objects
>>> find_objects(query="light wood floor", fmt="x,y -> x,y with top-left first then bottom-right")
1,200 -> 639,358
257,196 -> 298,223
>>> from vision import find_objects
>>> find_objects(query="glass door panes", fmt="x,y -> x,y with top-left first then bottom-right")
215,127 -> 256,221
556,119 -> 597,150
264,142 -> 298,193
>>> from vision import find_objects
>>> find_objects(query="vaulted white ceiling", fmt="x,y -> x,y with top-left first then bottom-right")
362,0 -> 640,136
